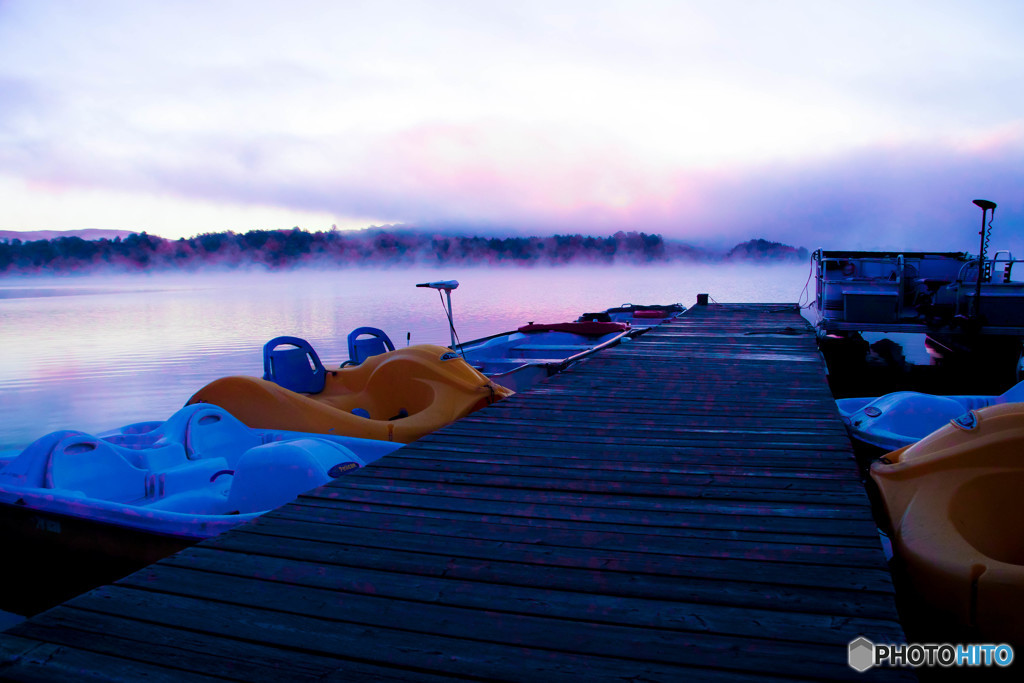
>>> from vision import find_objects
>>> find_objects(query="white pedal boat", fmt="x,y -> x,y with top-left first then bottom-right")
837,380 -> 1024,451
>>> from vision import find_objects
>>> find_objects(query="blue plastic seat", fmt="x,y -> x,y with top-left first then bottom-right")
262,336 -> 327,394
46,434 -> 148,503
346,327 -> 395,366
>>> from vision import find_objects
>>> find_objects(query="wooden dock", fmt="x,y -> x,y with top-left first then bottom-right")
0,303 -> 911,681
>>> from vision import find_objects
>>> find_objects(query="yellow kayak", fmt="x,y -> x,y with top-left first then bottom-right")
870,402 -> 1024,645
188,344 -> 513,443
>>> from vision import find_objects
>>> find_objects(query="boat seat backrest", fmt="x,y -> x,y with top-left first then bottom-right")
185,405 -> 262,468
46,434 -> 147,503
262,336 -> 327,394
0,430 -> 84,489
347,327 -> 395,366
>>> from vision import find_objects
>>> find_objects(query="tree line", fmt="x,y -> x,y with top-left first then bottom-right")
0,228 -> 808,274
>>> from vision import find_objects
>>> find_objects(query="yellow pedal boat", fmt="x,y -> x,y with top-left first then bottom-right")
870,402 -> 1024,645
188,344 -> 513,443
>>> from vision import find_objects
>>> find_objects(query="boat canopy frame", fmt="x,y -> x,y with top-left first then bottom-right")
811,248 -> 1024,336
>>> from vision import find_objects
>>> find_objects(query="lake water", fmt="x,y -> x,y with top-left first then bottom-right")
0,262 -> 811,451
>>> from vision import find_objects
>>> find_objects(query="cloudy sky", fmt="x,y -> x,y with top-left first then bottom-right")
1,0 -> 1022,249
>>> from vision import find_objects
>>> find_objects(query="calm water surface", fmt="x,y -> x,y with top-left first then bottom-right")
0,263 -> 811,450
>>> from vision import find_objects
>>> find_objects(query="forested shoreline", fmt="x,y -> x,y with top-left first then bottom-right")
0,228 -> 809,274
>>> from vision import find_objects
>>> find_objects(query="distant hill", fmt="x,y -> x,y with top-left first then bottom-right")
0,227 -> 810,274
0,229 -> 137,242
725,238 -> 809,261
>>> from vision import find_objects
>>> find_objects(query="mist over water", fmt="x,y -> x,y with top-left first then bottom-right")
0,262 -> 811,450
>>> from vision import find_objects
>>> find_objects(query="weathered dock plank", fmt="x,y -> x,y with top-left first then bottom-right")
0,303 -> 912,681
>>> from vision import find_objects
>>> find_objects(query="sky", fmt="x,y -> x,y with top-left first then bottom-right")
1,0 -> 1023,250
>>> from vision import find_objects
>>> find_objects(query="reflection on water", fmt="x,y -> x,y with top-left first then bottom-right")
0,263 -> 810,449
0,287 -> 145,300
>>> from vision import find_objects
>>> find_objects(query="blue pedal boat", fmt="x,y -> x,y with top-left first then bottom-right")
0,403 -> 401,551
837,380 -> 1024,451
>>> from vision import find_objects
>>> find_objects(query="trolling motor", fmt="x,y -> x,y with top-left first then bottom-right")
972,199 -> 997,321
416,280 -> 460,349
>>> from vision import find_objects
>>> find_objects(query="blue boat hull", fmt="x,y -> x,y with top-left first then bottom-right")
0,404 -> 401,541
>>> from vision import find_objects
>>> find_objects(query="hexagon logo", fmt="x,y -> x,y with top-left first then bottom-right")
848,637 -> 875,672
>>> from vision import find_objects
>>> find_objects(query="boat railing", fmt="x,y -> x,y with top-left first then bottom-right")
812,249 -> 1024,332
991,251 -> 1018,283
813,252 -> 911,322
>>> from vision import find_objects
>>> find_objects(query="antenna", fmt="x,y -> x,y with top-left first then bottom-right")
972,199 -> 997,320
416,280 -> 460,348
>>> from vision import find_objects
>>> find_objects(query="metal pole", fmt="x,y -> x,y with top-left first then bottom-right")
446,288 -> 456,348
416,280 -> 460,349
973,199 -> 997,320
975,207 -> 986,316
